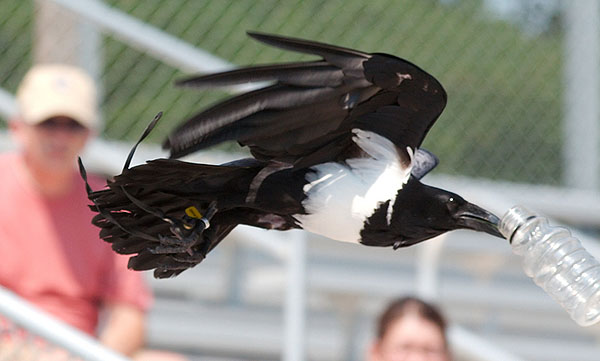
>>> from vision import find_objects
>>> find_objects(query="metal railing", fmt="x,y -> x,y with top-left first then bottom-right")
0,286 -> 131,361
50,0 -> 233,74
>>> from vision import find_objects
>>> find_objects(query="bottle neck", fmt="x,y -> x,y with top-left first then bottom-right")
499,206 -> 537,243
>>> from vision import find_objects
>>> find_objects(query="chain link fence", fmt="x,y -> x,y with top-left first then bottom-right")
0,0 -> 581,185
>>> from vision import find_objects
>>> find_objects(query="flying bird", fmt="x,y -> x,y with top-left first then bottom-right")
83,32 -> 503,278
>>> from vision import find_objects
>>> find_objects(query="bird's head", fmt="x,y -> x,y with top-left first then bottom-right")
441,191 -> 502,237
387,181 -> 503,247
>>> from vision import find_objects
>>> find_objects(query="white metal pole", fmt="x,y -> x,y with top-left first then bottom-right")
563,0 -> 600,189
283,230 -> 307,361
34,0 -> 104,125
0,286 -> 132,361
34,0 -> 101,76
415,235 -> 445,301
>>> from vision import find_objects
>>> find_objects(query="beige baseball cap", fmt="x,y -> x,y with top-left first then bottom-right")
16,64 -> 98,129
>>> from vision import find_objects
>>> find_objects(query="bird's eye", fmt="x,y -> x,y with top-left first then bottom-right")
447,197 -> 458,213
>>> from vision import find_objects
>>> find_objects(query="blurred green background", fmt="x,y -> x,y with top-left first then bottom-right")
0,0 -> 564,184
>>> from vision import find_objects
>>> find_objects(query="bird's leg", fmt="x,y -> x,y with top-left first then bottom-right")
151,217 -> 212,256
151,227 -> 219,278
150,204 -> 217,257
119,186 -> 218,256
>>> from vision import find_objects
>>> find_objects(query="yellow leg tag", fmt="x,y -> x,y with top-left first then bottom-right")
185,206 -> 203,219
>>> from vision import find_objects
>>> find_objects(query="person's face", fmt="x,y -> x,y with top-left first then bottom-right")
369,315 -> 449,361
11,116 -> 91,172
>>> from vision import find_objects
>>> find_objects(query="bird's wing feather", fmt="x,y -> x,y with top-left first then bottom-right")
176,61 -> 345,88
164,32 -> 447,168
247,31 -> 370,70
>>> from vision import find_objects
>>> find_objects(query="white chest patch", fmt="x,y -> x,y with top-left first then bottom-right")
295,129 -> 412,243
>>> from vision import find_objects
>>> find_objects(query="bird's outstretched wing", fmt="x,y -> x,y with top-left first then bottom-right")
164,32 -> 447,169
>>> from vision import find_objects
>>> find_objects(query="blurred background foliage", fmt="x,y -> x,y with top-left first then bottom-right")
0,0 -> 564,184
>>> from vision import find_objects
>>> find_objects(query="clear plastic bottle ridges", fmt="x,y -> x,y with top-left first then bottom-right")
500,206 -> 600,326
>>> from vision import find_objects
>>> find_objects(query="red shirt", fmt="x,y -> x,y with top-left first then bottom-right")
0,153 -> 152,335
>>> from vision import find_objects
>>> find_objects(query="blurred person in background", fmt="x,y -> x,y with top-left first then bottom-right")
0,64 -> 186,361
368,296 -> 451,361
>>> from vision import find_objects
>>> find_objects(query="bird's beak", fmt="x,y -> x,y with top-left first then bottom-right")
456,202 -> 503,238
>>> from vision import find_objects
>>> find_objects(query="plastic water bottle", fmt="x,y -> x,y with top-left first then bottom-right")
499,206 -> 600,326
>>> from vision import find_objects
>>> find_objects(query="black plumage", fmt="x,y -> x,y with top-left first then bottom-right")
83,32 -> 502,278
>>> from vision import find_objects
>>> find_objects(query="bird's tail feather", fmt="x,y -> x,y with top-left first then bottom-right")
80,113 -> 263,278
84,159 -> 260,278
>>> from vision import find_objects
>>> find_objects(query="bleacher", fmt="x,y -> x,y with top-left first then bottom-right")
144,226 -> 600,361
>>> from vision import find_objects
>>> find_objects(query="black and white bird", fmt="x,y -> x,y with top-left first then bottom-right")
84,32 -> 503,278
